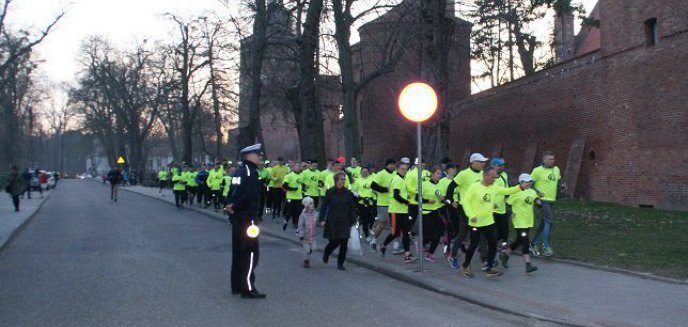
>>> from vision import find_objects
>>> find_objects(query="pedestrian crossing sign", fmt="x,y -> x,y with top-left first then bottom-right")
117,156 -> 126,164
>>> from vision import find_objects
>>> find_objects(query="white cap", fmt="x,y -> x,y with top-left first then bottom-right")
400,157 -> 411,164
518,173 -> 534,183
414,157 -> 426,165
240,143 -> 264,155
469,153 -> 488,162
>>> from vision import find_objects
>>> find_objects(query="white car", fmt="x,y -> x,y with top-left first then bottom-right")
76,173 -> 93,179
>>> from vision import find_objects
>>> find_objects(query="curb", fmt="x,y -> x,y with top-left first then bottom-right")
0,190 -> 54,253
121,187 -> 596,327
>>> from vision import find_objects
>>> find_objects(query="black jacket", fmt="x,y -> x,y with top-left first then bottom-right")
321,187 -> 356,239
226,161 -> 261,225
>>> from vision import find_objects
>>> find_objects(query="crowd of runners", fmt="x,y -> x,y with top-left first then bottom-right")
154,151 -> 562,278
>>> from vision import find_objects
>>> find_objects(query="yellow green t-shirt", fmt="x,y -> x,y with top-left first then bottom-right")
347,166 -> 362,180
353,176 -> 374,205
531,165 -> 561,201
269,165 -> 289,189
454,168 -> 483,205
302,169 -> 320,197
493,171 -> 509,214
207,169 -> 224,191
389,174 -> 408,214
185,171 -> 198,187
158,170 -> 168,181
507,188 -> 538,228
283,171 -> 304,200
373,169 -> 394,207
325,171 -> 351,191
438,177 -> 458,203
463,182 -> 522,227
421,180 -> 444,213
172,174 -> 186,191
406,168 -> 431,205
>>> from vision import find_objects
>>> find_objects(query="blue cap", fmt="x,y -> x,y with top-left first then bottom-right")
490,158 -> 506,166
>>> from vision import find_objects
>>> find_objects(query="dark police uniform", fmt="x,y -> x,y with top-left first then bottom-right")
226,144 -> 265,299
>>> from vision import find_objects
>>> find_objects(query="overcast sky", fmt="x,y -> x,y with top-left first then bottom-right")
10,0 -> 597,85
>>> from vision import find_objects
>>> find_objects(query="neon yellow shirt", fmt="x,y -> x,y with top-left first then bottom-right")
373,169 -> 395,207
493,171 -> 509,214
269,165 -> 289,189
283,171 -> 304,200
406,168 -> 431,205
222,175 -> 232,197
207,169 -> 224,191
454,168 -> 483,205
531,165 -> 561,201
158,170 -> 168,181
421,180 -> 444,213
463,182 -> 522,227
347,166 -> 362,180
353,176 -> 374,204
172,174 -> 186,191
507,188 -> 538,228
389,174 -> 408,214
438,177 -> 458,203
325,171 -> 350,191
185,171 -> 198,187
302,169 -> 320,197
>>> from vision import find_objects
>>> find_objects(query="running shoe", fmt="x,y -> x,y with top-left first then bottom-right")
529,243 -> 541,256
424,254 -> 437,262
392,248 -> 405,255
379,247 -> 386,258
461,265 -> 473,278
480,261 -> 489,271
500,253 -> 510,269
449,257 -> 459,269
404,255 -> 418,264
282,222 -> 288,231
543,246 -> 554,256
526,263 -> 538,273
484,268 -> 503,277
370,241 -> 378,252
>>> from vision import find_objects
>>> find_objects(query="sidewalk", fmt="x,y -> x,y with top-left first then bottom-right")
123,185 -> 688,327
0,188 -> 53,251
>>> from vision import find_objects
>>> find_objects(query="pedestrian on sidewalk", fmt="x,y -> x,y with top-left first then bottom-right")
297,196 -> 319,268
108,165 -> 123,202
21,168 -> 32,199
500,173 -> 539,274
321,171 -> 356,271
38,170 -> 48,198
5,166 -> 26,212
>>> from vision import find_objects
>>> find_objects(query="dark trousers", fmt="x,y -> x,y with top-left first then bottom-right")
269,188 -> 285,217
463,224 -> 497,269
383,213 -> 412,252
173,190 -> 186,207
284,199 -> 303,227
211,189 -> 222,209
444,206 -> 460,250
159,180 -> 167,192
509,228 -> 531,254
186,186 -> 198,205
494,212 -> 510,244
259,187 -> 267,220
423,210 -> 444,254
23,183 -> 31,199
232,221 -> 260,293
11,195 -> 20,211
357,202 -> 375,237
198,184 -> 210,206
450,205 -> 470,257
324,238 -> 348,267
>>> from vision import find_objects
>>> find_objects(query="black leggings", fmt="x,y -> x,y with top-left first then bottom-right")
494,212 -> 510,244
383,213 -> 412,252
173,190 -> 185,207
450,205 -> 469,257
357,202 -> 375,237
198,184 -> 210,205
324,238 -> 348,266
12,195 -> 20,210
284,199 -> 303,226
186,186 -> 197,205
463,224 -> 497,269
211,190 -> 222,209
423,210 -> 444,254
269,188 -> 285,217
509,228 -> 531,254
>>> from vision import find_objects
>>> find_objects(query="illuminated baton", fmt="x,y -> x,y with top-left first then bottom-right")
246,220 -> 260,238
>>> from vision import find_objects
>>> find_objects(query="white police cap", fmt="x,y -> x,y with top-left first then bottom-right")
240,143 -> 264,155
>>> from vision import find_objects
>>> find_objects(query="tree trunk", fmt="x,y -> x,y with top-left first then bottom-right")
240,0 -> 268,150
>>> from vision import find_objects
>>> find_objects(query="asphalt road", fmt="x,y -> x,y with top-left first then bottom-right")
0,181 -> 551,327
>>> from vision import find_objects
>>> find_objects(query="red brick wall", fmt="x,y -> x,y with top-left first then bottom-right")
449,0 -> 688,209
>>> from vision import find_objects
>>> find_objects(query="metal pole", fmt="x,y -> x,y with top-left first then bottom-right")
417,122 -> 423,272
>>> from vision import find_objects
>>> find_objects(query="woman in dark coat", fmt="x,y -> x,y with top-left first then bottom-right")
321,171 -> 356,270
6,166 -> 26,212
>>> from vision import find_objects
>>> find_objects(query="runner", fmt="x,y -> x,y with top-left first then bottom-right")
282,162 -> 305,231
500,173 -> 540,274
421,167 -> 444,262
269,157 -> 289,222
530,151 -> 562,257
352,166 -> 376,241
171,169 -> 187,208
107,165 -> 123,202
460,166 -> 523,278
158,168 -> 168,193
438,163 -> 461,262
185,167 -> 199,206
379,158 -> 417,263
369,158 -> 396,251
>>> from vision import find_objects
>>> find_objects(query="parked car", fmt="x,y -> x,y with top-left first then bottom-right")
46,172 -> 56,189
76,173 -> 93,179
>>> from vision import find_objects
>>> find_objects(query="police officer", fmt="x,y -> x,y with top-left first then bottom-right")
225,144 -> 266,299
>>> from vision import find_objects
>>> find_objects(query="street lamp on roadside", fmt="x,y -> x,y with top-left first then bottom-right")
398,82 -> 438,272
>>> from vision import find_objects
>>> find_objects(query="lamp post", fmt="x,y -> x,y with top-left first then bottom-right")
398,82 -> 438,272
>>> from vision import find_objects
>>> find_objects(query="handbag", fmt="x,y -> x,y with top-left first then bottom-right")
348,225 -> 363,256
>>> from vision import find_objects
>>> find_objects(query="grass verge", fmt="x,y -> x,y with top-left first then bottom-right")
525,199 -> 688,279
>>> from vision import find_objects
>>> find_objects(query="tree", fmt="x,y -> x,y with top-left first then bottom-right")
0,0 -> 63,169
